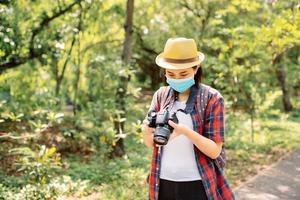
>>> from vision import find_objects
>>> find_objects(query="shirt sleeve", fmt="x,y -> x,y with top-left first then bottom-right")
204,95 -> 225,143
143,89 -> 160,123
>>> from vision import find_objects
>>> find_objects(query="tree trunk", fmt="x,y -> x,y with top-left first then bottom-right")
272,53 -> 293,112
73,3 -> 83,116
111,0 -> 134,157
55,35 -> 76,96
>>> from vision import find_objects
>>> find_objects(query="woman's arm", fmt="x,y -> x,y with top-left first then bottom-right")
142,89 -> 160,148
142,120 -> 154,148
168,120 -> 223,159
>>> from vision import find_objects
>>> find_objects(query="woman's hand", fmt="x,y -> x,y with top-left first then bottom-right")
169,120 -> 223,159
168,120 -> 191,140
141,119 -> 155,148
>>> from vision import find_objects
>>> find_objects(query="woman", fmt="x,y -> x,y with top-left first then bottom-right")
142,38 -> 235,200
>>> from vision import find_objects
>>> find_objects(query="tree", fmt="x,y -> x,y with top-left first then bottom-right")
111,0 -> 134,157
256,2 -> 300,111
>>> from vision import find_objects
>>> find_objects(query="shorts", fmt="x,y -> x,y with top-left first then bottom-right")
158,178 -> 208,200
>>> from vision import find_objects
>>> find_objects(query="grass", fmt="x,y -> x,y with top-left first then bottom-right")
224,110 -> 300,187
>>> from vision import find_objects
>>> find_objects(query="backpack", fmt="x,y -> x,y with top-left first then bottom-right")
157,83 -> 226,170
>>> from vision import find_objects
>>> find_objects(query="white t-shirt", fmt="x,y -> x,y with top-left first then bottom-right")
160,100 -> 202,181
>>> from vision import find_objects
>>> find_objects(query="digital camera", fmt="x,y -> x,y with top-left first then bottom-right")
147,108 -> 179,145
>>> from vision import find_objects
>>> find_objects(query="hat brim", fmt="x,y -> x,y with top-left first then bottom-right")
155,52 -> 205,69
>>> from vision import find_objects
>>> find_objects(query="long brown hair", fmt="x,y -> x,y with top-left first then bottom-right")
193,65 -> 203,87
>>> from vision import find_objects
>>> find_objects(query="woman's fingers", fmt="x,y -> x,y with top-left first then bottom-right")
141,122 -> 155,135
169,129 -> 180,141
147,127 -> 155,133
168,120 -> 177,128
142,119 -> 149,125
141,124 -> 147,132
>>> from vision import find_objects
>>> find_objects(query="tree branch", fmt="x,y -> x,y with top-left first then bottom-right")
133,25 -> 158,55
0,0 -> 82,72
180,0 -> 213,39
29,0 -> 82,56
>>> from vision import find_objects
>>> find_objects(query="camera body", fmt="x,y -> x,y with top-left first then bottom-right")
147,108 -> 179,145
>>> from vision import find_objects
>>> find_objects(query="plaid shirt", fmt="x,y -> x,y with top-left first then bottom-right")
144,83 -> 236,200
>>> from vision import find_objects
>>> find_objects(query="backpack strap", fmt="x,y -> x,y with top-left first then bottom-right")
144,86 -> 171,116
159,86 -> 173,110
197,83 -> 210,125
196,83 -> 226,170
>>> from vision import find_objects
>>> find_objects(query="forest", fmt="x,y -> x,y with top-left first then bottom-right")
0,0 -> 299,199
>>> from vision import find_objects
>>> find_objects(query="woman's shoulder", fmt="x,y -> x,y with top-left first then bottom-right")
154,85 -> 171,96
199,83 -> 224,100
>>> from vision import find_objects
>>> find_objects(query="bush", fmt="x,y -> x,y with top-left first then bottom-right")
9,145 -> 62,185
0,176 -> 92,200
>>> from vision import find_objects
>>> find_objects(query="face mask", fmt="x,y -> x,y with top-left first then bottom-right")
166,75 -> 195,93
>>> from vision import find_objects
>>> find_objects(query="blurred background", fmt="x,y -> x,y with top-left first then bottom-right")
0,0 -> 299,199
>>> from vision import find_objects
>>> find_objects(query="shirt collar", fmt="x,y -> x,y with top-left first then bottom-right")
169,83 -> 199,114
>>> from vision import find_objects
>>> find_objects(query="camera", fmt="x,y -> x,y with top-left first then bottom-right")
147,108 -> 179,145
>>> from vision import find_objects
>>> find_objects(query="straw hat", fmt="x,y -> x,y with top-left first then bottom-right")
155,37 -> 205,69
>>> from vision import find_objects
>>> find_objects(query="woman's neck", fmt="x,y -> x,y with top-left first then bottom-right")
177,88 -> 191,102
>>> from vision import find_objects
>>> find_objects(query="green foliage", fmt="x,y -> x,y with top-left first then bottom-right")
100,168 -> 148,200
9,145 -> 62,185
0,0 -> 299,199
0,176 -> 92,200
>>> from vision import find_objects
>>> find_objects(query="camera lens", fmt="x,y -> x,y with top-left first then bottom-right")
153,126 -> 171,145
154,136 -> 167,145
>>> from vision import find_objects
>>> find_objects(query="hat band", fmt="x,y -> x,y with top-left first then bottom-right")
162,57 -> 199,64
